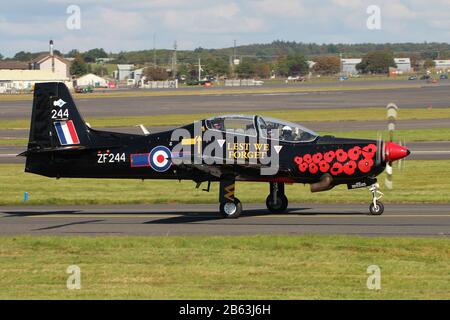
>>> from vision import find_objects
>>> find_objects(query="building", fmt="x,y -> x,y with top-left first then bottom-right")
96,58 -> 114,64
434,60 -> 450,70
394,58 -> 412,73
29,40 -> 71,78
341,59 -> 362,74
0,70 -> 71,93
132,68 -> 145,85
0,60 -> 29,70
116,64 -> 134,81
75,73 -> 108,88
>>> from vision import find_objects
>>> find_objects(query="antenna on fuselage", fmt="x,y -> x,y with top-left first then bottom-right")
137,124 -> 150,136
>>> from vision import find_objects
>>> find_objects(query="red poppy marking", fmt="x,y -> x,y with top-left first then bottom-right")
343,160 -> 357,175
319,160 -> 330,173
309,163 -> 319,174
303,154 -> 312,163
362,144 -> 377,159
294,156 -> 303,165
324,151 -> 335,163
348,146 -> 362,161
330,162 -> 343,176
312,153 -> 323,163
335,149 -> 348,162
298,163 -> 309,172
358,158 -> 374,173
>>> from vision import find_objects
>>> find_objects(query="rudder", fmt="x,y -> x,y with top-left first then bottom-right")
28,82 -> 90,151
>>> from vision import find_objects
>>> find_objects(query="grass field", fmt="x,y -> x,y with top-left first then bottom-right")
0,235 -> 448,299
1,160 -> 449,206
1,107 -> 449,130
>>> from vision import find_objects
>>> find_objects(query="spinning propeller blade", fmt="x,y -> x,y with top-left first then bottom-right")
384,103 -> 409,190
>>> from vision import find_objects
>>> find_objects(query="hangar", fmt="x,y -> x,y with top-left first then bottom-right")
434,60 -> 450,71
75,73 -> 108,88
0,70 -> 71,93
341,59 -> 362,74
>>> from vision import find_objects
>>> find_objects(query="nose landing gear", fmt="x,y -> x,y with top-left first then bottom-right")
368,183 -> 384,215
266,182 -> 288,213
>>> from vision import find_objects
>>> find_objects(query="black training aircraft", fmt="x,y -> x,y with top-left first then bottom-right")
21,82 -> 410,218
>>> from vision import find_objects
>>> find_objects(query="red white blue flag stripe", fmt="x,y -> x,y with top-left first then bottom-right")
54,120 -> 80,145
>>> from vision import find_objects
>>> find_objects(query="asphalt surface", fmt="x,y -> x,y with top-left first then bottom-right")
1,83 -> 449,120
0,204 -> 448,237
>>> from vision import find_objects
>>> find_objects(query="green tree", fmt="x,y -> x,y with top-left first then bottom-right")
143,66 -> 169,81
66,49 -> 80,58
423,59 -> 436,70
326,44 -> 338,54
235,59 -> 257,78
284,53 -> 309,76
70,53 -> 89,76
356,50 -> 396,74
176,64 -> 191,79
13,51 -> 34,61
255,63 -> 271,78
274,55 -> 289,76
92,65 -> 108,77
313,56 -> 341,75
204,57 -> 229,77
83,48 -> 108,63
421,51 -> 439,60
0,53 -> 3,60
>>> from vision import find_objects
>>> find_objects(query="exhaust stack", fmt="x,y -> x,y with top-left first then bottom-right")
49,40 -> 55,73
311,174 -> 335,193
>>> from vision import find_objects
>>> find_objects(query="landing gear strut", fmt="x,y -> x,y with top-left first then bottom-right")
368,183 -> 384,215
266,182 -> 288,213
219,178 -> 242,219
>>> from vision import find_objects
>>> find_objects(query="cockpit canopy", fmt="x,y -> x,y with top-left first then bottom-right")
205,115 -> 319,143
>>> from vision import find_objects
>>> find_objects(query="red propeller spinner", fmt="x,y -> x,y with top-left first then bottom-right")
384,142 -> 410,162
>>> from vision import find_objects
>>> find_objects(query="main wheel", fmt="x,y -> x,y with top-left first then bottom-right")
220,198 -> 242,219
266,194 -> 288,213
369,201 -> 384,215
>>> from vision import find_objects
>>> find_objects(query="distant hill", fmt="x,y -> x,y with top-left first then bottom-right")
108,41 -> 450,65
4,41 -> 450,65
208,41 -> 450,60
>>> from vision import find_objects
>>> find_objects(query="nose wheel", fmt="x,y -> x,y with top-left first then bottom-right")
369,201 -> 384,215
266,182 -> 288,213
368,183 -> 384,215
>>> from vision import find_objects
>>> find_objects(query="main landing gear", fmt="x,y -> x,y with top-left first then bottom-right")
219,178 -> 242,219
219,180 -> 289,218
266,182 -> 288,214
368,183 -> 384,215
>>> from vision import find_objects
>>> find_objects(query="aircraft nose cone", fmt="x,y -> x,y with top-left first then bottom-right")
385,142 -> 410,162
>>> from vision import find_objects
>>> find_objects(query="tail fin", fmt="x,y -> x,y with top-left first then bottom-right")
27,82 -> 90,151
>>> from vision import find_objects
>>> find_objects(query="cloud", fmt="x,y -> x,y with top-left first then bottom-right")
383,1 -> 417,19
0,0 -> 450,57
331,0 -> 364,8
161,3 -> 266,34
249,0 -> 307,17
0,16 -> 64,37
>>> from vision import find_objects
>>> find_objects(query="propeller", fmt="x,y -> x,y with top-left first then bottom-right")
384,103 -> 397,189
383,103 -> 409,190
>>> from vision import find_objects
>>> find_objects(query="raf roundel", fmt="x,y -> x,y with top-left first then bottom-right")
149,146 -> 172,172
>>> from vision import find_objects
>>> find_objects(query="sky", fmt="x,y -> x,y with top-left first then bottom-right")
1,0 -> 450,57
